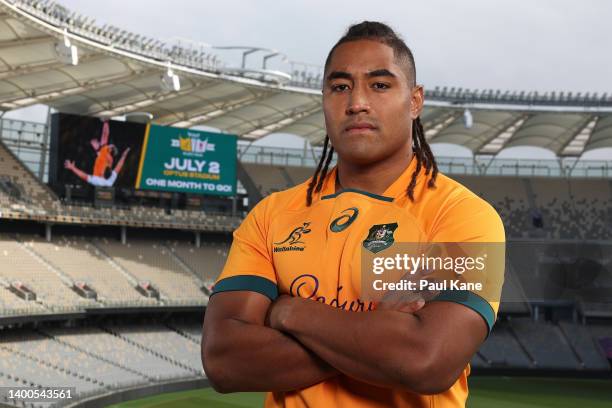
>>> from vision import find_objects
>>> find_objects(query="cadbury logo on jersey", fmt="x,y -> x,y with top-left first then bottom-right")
273,222 -> 311,252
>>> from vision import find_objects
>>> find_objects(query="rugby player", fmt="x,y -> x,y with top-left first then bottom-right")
202,21 -> 505,408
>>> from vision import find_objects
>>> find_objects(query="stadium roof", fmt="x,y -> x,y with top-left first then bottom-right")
1,0 -> 612,157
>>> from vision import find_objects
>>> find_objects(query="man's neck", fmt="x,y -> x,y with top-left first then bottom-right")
335,151 -> 414,196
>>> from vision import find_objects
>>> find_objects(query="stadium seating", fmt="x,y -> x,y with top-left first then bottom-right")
42,325 -> 195,382
3,316 -> 608,408
24,235 -> 158,308
93,238 -> 207,306
0,321 -> 207,405
167,240 -> 230,284
0,233 -> 98,313
0,234 -> 230,316
0,140 -> 58,214
477,322 -> 533,368
558,322 -> 610,370
104,321 -> 204,374
0,329 -> 146,391
242,163 -> 294,196
510,318 -> 581,369
284,166 -> 315,185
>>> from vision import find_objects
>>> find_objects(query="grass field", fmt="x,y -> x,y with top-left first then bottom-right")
108,377 -> 612,408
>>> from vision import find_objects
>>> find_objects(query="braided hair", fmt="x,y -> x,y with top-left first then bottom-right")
306,21 -> 438,206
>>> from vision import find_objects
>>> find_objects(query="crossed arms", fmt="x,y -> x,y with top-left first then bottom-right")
201,289 -> 489,395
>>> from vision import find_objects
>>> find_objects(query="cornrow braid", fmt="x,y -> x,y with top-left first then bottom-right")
406,117 -> 438,201
316,144 -> 335,193
306,135 -> 333,206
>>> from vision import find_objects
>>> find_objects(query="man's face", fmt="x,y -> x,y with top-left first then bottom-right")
323,39 -> 422,166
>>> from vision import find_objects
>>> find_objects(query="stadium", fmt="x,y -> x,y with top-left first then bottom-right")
0,0 -> 610,407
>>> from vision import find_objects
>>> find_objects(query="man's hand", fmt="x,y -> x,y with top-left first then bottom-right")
376,292 -> 426,313
64,160 -> 75,170
266,294 -> 298,330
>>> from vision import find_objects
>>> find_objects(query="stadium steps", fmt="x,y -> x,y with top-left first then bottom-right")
164,322 -> 201,346
279,166 -> 295,186
35,328 -> 155,382
87,239 -> 149,296
506,321 -> 537,366
510,318 -> 581,369
237,160 -> 263,206
558,322 -> 611,370
91,239 -> 189,306
11,233 -> 101,310
557,322 -> 587,369
471,351 -> 489,368
13,234 -> 75,288
0,344 -> 106,388
99,325 -> 201,376
160,242 -> 207,289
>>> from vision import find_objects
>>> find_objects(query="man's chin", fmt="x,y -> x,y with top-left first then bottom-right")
337,150 -> 385,167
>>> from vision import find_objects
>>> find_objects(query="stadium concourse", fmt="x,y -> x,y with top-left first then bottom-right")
0,0 -> 611,407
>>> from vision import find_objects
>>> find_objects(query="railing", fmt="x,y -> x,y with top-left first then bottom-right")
1,118 -> 610,181
238,144 -> 612,178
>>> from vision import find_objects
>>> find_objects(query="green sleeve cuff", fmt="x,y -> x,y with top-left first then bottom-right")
430,290 -> 496,333
212,275 -> 278,301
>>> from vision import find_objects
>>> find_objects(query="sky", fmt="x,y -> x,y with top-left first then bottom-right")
6,0 -> 612,159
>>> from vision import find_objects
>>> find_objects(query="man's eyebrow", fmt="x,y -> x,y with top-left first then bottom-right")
367,69 -> 396,78
326,71 -> 352,81
326,69 -> 397,82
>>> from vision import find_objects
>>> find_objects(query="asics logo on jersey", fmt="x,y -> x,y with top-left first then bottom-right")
274,222 -> 311,245
330,207 -> 359,233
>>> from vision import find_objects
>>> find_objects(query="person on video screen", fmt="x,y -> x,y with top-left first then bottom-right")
64,120 -> 130,187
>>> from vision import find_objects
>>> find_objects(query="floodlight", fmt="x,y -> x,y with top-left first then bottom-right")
161,64 -> 181,92
55,29 -> 78,65
463,108 -> 473,129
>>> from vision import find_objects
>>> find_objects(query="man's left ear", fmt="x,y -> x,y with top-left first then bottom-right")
411,85 -> 424,120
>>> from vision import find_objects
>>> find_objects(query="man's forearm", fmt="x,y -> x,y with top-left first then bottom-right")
203,316 -> 336,393
70,166 -> 89,182
273,297 -> 433,391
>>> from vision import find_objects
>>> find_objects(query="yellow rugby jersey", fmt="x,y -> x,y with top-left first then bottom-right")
213,157 -> 505,408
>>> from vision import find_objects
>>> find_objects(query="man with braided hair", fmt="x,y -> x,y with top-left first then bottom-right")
203,21 -> 505,407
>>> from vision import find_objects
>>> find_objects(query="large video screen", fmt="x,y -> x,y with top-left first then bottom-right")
49,113 -> 237,196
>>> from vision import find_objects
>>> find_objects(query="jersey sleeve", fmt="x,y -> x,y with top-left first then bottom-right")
428,190 -> 506,334
211,196 -> 278,300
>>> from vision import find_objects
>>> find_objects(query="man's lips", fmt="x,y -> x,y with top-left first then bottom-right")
345,123 -> 377,133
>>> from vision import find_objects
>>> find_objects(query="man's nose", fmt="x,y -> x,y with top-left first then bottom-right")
346,87 -> 370,115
